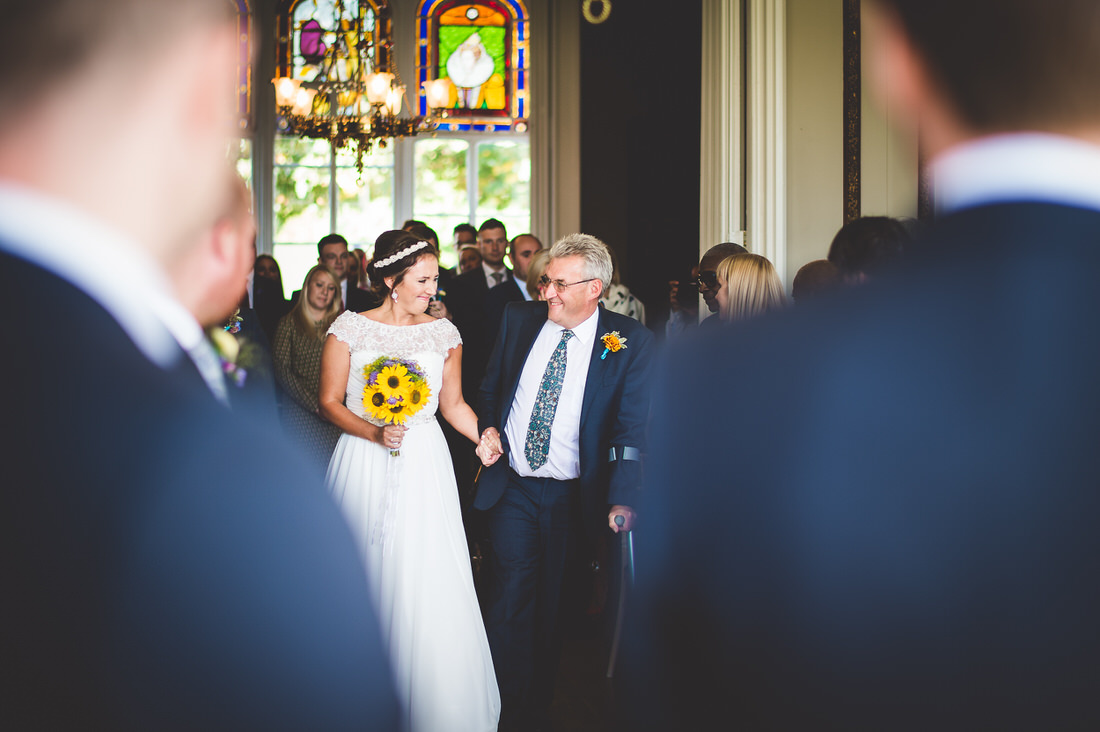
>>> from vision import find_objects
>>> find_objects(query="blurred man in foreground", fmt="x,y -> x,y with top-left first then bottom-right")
0,1 -> 399,728
626,1 -> 1100,728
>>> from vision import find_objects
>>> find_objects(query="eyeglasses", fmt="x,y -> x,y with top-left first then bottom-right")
538,275 -> 597,291
691,271 -> 719,290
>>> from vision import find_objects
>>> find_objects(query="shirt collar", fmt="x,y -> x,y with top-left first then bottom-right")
554,305 -> 600,348
0,182 -> 191,368
482,261 -> 508,282
931,132 -> 1100,215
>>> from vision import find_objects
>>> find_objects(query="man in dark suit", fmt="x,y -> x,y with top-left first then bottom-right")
475,234 -> 654,730
0,1 -> 399,728
291,233 -> 379,313
444,217 -> 512,396
485,233 -> 544,348
624,1 -> 1100,729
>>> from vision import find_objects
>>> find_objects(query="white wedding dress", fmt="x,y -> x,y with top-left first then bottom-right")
325,312 -> 500,732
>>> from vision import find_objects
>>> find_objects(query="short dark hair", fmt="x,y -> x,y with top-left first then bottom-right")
0,1 -> 231,132
700,242 -> 748,270
316,233 -> 349,258
401,219 -> 427,231
827,216 -> 911,279
406,224 -> 439,250
478,218 -> 507,236
792,259 -> 841,302
454,223 -> 477,237
879,0 -> 1100,132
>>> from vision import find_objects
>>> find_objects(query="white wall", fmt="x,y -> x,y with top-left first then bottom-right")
784,0 -> 843,285
859,0 -> 918,218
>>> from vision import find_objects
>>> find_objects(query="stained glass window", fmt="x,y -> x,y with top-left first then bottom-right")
417,1 -> 529,132
277,1 -> 390,82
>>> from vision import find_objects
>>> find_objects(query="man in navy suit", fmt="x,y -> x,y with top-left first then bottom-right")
485,233 -> 544,348
625,0 -> 1100,729
445,217 -> 514,400
0,1 -> 399,728
290,233 -> 379,313
475,234 -> 654,730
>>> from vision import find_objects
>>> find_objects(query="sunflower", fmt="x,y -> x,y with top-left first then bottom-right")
402,378 -> 432,411
376,364 -> 411,399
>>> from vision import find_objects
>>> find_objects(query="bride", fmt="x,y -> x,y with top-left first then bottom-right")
319,230 -> 501,731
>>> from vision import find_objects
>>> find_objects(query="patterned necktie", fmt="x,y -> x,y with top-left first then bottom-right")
524,329 -> 574,470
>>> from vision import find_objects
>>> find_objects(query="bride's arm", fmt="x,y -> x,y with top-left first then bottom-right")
437,344 -> 480,444
318,334 -> 391,445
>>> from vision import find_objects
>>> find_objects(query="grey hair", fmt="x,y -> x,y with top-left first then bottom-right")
548,233 -> 613,292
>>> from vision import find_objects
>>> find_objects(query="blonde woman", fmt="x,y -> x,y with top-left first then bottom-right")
525,249 -> 551,300
273,264 -> 343,472
715,253 -> 786,321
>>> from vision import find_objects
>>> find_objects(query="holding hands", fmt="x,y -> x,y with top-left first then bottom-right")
476,427 -> 504,466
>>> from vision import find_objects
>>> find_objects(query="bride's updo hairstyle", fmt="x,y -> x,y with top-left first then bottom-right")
368,229 -> 439,300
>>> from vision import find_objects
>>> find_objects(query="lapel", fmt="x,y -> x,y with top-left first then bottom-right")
579,306 -> 609,432
501,303 -> 549,426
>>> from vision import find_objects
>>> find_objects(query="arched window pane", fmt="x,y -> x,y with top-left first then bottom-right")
417,0 -> 529,132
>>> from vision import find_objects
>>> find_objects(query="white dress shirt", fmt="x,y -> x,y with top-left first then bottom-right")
931,133 -> 1100,216
505,308 -> 600,480
482,262 -> 508,288
0,183 -> 226,403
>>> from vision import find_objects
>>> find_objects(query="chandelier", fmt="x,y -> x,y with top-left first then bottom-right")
273,0 -> 431,173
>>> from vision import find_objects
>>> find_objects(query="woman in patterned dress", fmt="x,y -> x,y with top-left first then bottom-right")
273,264 -> 343,473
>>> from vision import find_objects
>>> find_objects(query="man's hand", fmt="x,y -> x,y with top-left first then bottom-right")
608,505 -> 636,533
476,427 -> 504,466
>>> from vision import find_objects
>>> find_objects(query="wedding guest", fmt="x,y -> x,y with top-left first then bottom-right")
627,0 -> 1100,728
485,233 -> 544,346
454,222 -> 478,248
459,244 -> 482,273
664,265 -> 699,338
320,229 -> 500,731
274,265 -> 344,474
253,253 -> 290,345
715,252 -> 786,322
601,246 -> 646,324
686,242 -> 748,328
170,172 -> 276,418
525,249 -> 551,300
791,258 -> 841,302
0,0 -> 399,727
827,215 -> 912,284
291,233 -> 378,313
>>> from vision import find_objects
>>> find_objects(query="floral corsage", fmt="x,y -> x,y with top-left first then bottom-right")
600,331 -> 627,360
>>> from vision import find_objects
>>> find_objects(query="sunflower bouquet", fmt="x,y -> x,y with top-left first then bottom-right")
363,356 -> 432,456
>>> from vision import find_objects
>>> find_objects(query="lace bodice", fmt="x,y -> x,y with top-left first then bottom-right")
328,312 -> 462,428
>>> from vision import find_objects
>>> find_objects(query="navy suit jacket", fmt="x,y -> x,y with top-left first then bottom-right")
446,266 -> 513,401
0,251 -> 400,730
475,301 -> 654,545
624,202 -> 1100,730
483,277 -> 526,348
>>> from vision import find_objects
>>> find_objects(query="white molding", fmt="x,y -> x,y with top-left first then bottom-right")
746,0 -> 787,285
530,0 -> 581,244
699,0 -> 743,263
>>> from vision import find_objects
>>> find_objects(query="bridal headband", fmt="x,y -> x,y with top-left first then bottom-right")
375,240 -> 431,269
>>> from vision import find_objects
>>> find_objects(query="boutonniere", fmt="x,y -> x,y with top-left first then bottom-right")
208,327 -> 248,388
600,331 -> 627,360
224,308 -> 243,334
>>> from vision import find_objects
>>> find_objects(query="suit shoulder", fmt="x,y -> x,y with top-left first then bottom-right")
601,309 -> 654,342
